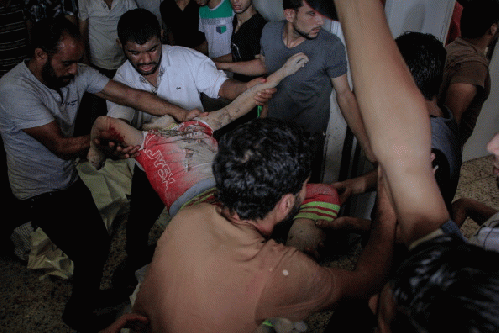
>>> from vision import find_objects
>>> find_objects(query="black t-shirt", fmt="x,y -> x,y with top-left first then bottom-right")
231,12 -> 267,82
160,0 -> 205,48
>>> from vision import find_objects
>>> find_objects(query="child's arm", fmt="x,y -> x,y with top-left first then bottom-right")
88,116 -> 144,169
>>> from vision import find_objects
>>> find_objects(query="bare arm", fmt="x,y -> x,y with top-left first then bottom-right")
335,0 -> 449,246
88,116 -> 144,169
78,19 -> 91,65
332,169 -> 378,204
96,80 -> 203,122
332,75 -> 376,162
333,168 -> 396,301
451,198 -> 498,227
212,53 -> 233,63
216,57 -> 268,76
202,53 -> 309,131
23,121 -> 89,159
444,82 -> 477,126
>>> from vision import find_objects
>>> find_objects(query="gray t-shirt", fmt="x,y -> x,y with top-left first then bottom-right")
261,21 -> 347,133
0,61 -> 109,199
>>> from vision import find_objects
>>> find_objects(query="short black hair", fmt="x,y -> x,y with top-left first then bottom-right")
283,0 -> 338,20
390,235 -> 499,333
283,0 -> 304,11
461,0 -> 499,38
395,32 -> 446,101
30,16 -> 81,56
118,8 -> 162,45
213,118 -> 312,221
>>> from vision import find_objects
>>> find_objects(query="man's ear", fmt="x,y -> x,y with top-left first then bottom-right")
33,47 -> 48,63
276,193 -> 296,219
489,23 -> 498,37
117,38 -> 123,49
284,9 -> 297,23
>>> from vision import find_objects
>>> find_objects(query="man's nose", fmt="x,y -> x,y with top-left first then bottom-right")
68,63 -> 78,75
139,52 -> 152,63
316,14 -> 325,26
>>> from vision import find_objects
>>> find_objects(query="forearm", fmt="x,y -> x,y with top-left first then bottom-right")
218,78 -> 249,101
216,58 -> 267,76
212,53 -> 233,63
98,80 -> 190,120
335,0 -> 449,244
347,171 -> 396,299
352,169 -> 378,195
337,93 -> 376,162
454,198 -> 498,225
55,135 -> 91,159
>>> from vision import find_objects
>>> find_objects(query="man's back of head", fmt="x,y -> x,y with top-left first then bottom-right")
461,0 -> 499,39
118,8 -> 162,45
213,118 -> 311,221
389,235 -> 499,333
395,31 -> 446,101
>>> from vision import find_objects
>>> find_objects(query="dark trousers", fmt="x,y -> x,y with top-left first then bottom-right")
0,138 -> 30,254
126,166 -> 165,269
27,179 -> 110,301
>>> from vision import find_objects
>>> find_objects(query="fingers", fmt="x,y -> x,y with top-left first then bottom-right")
331,182 -> 351,205
255,88 -> 277,105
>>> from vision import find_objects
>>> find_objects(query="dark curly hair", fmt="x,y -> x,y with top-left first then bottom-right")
213,118 -> 312,221
389,235 -> 499,333
395,32 -> 446,101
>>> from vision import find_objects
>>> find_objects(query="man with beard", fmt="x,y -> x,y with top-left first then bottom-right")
0,16 -> 205,332
107,8 -> 276,288
216,0 -> 374,181
96,117 -> 394,333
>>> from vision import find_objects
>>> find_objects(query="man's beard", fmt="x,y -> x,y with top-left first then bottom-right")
42,58 -> 74,90
133,54 -> 161,76
294,26 -> 320,40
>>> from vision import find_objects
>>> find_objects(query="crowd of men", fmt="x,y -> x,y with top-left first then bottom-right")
1,0 -> 499,332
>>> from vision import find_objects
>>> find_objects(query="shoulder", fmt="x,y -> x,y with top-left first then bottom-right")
0,63 -> 38,97
252,12 -> 268,27
163,45 -> 210,64
318,29 -> 345,50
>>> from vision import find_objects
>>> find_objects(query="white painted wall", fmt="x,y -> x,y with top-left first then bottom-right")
384,0 -> 455,41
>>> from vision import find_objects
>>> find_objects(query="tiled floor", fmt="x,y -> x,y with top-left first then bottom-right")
0,155 -> 497,333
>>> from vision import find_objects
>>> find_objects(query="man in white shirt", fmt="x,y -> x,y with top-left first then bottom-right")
108,8 -> 275,288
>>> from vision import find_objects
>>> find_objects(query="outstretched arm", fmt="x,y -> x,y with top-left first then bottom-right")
335,0 -> 449,246
202,52 -> 309,131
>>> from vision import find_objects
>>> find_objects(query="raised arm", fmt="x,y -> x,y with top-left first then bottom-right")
144,52 -> 309,132
335,0 -> 449,246
200,52 -> 309,131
